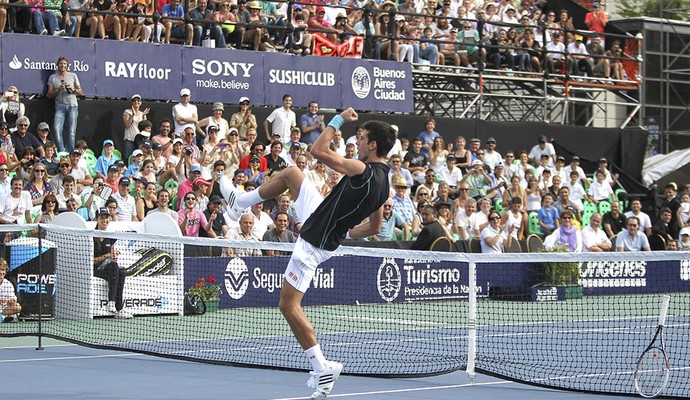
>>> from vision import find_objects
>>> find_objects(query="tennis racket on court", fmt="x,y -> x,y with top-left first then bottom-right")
634,295 -> 671,398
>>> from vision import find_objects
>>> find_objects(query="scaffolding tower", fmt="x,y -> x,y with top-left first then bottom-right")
412,67 -> 640,129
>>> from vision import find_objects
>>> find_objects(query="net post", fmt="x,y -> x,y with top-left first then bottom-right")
36,225 -> 44,351
466,258 -> 477,382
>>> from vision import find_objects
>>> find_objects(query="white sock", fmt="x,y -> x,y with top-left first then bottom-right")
237,189 -> 264,209
305,344 -> 328,373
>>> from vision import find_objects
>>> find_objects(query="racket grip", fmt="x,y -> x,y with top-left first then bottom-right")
659,295 -> 671,326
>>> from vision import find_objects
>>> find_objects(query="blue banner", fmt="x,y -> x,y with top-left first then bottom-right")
95,40 -> 182,100
184,255 -> 476,309
0,34 -> 413,112
478,259 -> 690,296
185,256 -> 690,309
1,35 -> 96,96
181,46 -> 263,105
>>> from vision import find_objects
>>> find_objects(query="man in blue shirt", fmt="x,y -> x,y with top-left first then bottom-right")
299,101 -> 326,145
162,0 -> 194,45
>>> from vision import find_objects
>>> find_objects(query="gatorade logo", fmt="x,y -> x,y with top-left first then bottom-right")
377,258 -> 401,303
224,257 -> 250,299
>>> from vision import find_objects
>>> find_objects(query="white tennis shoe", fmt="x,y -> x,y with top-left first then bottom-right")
219,176 -> 245,221
307,361 -> 343,400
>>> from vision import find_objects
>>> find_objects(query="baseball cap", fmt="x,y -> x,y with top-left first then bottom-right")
494,161 -> 504,168
209,195 -> 223,204
115,160 -> 126,167
592,1 -> 599,7
486,137 -> 496,143
207,125 -> 220,132
131,94 -> 142,100
190,165 -> 202,173
239,96 -> 250,104
142,140 -> 152,148
470,138 -> 481,143
151,142 -> 162,151
228,127 -> 239,136
172,138 -> 184,146
574,34 -> 583,41
180,88 -> 191,97
119,177 -> 130,186
59,156 -> 70,164
37,122 -> 50,131
472,159 -> 483,166
108,165 -> 119,172
96,207 -> 110,217
293,4 -> 302,10
193,177 -> 211,186
70,148 -> 82,155
103,139 -> 114,147
132,149 -> 143,157
680,227 -> 690,236
450,27 -> 458,33
557,156 -> 565,162
599,157 -> 608,163
316,6 -> 325,13
291,143 -> 301,150
394,14 -> 405,21
133,176 -> 148,186
446,154 -> 456,161
138,130 -> 151,138
250,155 -> 261,162
571,156 -> 580,161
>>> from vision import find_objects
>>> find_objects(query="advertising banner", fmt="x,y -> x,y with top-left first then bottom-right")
262,54 -> 341,108
0,35 -> 414,113
181,46 -> 263,104
340,58 -> 413,113
94,40 -> 182,100
1,35 -> 96,96
184,255 -> 476,309
478,259 -> 690,297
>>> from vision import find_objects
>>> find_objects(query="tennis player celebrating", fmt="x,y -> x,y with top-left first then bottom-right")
223,107 -> 394,399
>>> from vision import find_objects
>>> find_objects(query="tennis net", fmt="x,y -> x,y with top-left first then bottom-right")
0,220 -> 688,398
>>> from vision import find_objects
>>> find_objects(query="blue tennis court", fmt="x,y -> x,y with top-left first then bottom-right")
0,336 -> 647,400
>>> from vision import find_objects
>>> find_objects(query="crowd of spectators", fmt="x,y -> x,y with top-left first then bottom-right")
0,77 -> 687,255
0,0 -> 629,79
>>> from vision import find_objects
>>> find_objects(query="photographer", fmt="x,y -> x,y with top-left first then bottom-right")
0,86 -> 25,132
9,147 -> 36,182
460,160 -> 492,200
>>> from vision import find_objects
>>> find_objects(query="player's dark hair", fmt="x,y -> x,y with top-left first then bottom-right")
361,120 -> 395,158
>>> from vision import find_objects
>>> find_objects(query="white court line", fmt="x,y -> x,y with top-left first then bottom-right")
0,352 -> 149,363
267,380 -> 512,400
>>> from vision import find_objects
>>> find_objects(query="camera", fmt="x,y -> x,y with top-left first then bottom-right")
185,147 -> 193,156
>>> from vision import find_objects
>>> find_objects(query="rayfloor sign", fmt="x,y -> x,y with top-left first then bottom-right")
0,35 -> 412,112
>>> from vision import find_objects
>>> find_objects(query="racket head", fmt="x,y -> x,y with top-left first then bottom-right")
634,345 -> 670,398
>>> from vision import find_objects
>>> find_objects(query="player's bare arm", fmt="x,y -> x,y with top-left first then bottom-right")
311,108 -> 366,178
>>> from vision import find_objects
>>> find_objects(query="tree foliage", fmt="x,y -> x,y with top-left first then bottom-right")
617,0 -> 690,21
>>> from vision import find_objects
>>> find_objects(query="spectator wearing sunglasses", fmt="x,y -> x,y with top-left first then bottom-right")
616,216 -> 651,252
11,116 -> 45,160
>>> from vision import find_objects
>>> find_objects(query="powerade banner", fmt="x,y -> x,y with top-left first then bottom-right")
184,256 -> 476,309
0,34 -> 413,112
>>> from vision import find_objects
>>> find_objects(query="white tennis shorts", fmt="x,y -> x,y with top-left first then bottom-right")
284,178 -> 333,293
